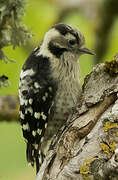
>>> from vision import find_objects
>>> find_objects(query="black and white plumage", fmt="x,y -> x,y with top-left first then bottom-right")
19,23 -> 95,173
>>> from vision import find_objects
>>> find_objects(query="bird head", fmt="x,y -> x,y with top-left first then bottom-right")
40,23 -> 95,59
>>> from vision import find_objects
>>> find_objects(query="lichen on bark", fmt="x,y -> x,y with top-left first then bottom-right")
36,54 -> 118,180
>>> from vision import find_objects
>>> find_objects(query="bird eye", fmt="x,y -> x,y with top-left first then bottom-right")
69,39 -> 77,46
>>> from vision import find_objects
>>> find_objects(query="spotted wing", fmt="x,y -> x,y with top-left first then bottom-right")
19,51 -> 57,173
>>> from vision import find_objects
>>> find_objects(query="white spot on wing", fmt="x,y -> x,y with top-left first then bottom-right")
48,108 -> 51,114
37,129 -> 42,135
48,87 -> 52,92
20,111 -> 25,119
32,130 -> 36,136
32,150 -> 34,156
25,100 -> 28,106
41,112 -> 47,120
40,137 -> 44,143
34,112 -> 40,119
45,92 -> 48,97
34,82 -> 41,89
42,92 -> 49,102
33,144 -> 38,149
29,98 -> 33,105
22,123 -> 29,130
20,69 -> 35,79
25,107 -> 33,115
39,157 -> 42,164
42,96 -> 46,102
38,149 -> 41,155
45,123 -> 48,129
21,86 -> 29,92
20,98 -> 26,105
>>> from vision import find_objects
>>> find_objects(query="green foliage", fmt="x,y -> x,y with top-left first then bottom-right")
1,0 -> 117,179
0,0 -> 31,62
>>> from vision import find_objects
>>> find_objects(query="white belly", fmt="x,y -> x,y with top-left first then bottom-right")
53,77 -> 82,121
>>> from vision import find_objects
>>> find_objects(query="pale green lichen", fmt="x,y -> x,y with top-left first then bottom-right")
0,0 -> 32,62
105,54 -> 118,76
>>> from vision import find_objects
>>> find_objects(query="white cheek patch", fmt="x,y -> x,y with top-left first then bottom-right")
36,29 -> 60,59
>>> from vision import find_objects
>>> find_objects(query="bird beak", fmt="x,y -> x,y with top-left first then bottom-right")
78,47 -> 95,55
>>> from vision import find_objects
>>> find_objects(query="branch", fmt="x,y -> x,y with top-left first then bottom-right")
0,0 -> 31,62
36,54 -> 118,180
0,95 -> 19,122
0,75 -> 9,88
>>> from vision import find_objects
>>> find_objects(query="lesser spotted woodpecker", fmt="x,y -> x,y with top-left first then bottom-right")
19,23 -> 95,173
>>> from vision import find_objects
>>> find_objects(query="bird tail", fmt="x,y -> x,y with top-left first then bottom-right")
26,143 -> 45,174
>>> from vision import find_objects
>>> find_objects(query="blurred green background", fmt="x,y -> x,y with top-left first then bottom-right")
0,0 -> 118,179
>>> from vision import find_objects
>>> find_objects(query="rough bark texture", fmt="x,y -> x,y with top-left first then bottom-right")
36,54 -> 118,180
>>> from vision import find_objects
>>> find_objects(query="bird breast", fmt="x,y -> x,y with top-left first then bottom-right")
52,57 -> 82,122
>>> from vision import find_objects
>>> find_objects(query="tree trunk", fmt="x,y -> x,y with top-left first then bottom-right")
36,54 -> 118,180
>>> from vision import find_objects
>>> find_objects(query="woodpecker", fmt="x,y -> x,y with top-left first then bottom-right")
19,23 -> 95,173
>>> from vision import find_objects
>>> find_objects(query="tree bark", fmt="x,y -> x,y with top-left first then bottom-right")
36,54 -> 118,180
